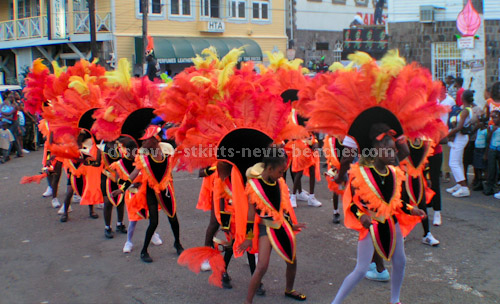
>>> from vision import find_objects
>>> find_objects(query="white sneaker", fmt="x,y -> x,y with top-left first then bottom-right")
72,194 -> 81,203
452,186 -> 470,197
433,211 -> 442,226
422,232 -> 440,246
446,184 -> 461,194
296,191 -> 310,201
123,241 -> 133,253
42,186 -> 53,197
494,192 -> 500,199
201,260 -> 211,272
307,195 -> 322,207
22,149 -> 30,154
151,232 -> 163,245
290,194 -> 297,208
57,205 -> 73,215
51,198 -> 61,208
95,203 -> 104,209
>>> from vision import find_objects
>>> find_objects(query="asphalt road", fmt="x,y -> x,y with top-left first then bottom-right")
1,151 -> 499,304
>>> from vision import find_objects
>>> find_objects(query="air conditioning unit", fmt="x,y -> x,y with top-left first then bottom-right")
420,5 -> 436,23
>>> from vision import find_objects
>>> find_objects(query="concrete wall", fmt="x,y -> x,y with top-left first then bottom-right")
293,29 -> 343,64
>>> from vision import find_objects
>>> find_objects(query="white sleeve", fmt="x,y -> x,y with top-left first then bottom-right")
342,136 -> 358,149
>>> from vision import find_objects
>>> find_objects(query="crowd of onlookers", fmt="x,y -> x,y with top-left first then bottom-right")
0,90 -> 39,164
440,75 -> 500,199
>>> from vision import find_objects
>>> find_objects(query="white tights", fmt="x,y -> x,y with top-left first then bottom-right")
331,223 -> 406,304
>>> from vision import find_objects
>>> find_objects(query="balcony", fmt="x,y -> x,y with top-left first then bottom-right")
0,16 -> 48,41
0,12 -> 111,43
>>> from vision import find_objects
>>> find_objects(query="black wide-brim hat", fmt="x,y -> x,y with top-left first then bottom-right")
121,108 -> 156,147
348,107 -> 403,151
217,128 -> 273,183
281,89 -> 299,104
78,108 -> 98,134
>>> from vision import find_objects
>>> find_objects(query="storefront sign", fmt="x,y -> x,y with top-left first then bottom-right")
49,0 -> 67,39
458,36 -> 475,49
463,59 -> 485,72
207,21 -> 225,33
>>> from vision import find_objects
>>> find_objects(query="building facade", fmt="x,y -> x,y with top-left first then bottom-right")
387,0 -> 500,106
288,0 -> 387,66
0,0 -> 286,84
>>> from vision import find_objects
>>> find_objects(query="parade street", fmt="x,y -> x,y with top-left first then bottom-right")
1,151 -> 499,304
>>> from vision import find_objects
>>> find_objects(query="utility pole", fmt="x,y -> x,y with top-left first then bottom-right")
89,0 -> 98,62
142,0 -> 148,75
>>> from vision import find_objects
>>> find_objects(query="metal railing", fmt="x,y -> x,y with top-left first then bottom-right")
74,11 -> 111,34
0,11 -> 111,41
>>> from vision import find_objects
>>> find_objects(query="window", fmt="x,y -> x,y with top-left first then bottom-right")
201,0 -> 220,18
229,0 -> 246,19
139,0 -> 163,15
354,0 -> 368,6
171,0 -> 191,15
332,0 -> 346,4
432,42 -> 462,81
252,1 -> 268,20
316,42 -> 329,51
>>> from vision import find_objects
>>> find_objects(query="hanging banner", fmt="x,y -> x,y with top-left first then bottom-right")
49,0 -> 67,40
342,27 -> 388,60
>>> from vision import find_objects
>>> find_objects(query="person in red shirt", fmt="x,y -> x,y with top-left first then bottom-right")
454,77 -> 465,107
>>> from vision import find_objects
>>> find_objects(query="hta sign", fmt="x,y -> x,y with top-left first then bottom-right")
207,21 -> 225,33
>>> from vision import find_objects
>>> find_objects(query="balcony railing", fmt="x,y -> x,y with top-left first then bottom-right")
74,11 -> 111,34
0,12 -> 111,42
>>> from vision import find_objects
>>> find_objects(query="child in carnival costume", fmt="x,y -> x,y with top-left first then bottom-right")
306,50 -> 447,304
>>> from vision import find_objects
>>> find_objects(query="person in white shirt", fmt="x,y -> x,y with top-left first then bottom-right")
439,81 -> 455,183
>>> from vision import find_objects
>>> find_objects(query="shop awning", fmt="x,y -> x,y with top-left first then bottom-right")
135,37 -> 263,64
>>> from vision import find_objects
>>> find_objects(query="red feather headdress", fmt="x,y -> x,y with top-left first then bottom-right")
306,51 -> 448,144
23,59 -> 51,115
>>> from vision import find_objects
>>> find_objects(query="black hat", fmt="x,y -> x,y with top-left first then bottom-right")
281,89 -> 299,104
78,108 -> 98,133
121,108 -> 156,147
217,128 -> 273,183
348,107 -> 403,151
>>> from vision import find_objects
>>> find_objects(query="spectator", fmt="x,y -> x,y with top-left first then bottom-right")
472,114 -> 488,191
374,0 -> 385,25
484,82 -> 500,122
454,77 -> 465,107
446,89 -> 474,197
0,91 -> 22,157
463,93 -> 484,184
439,81 -> 455,183
446,75 -> 457,100
0,122 -> 15,163
484,110 -> 500,196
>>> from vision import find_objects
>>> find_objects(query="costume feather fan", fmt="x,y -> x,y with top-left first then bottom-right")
306,51 -> 448,143
178,247 -> 225,288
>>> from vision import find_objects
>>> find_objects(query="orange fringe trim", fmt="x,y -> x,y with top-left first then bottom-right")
350,163 -> 404,221
196,174 -> 215,212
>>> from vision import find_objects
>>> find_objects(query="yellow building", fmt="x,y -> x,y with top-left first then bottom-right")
0,0 -> 287,84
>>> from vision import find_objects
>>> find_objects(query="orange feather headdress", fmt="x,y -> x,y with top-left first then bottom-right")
42,59 -> 108,158
154,47 -> 301,171
306,50 -> 448,146
91,59 -> 160,141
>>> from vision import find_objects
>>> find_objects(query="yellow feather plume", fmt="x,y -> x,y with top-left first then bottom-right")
217,47 -> 244,70
68,76 -> 90,96
190,76 -> 213,86
32,58 -> 49,73
264,51 -> 303,71
347,51 -> 374,66
103,106 -> 117,122
51,61 -> 66,77
372,50 -> 407,103
105,58 -> 131,88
